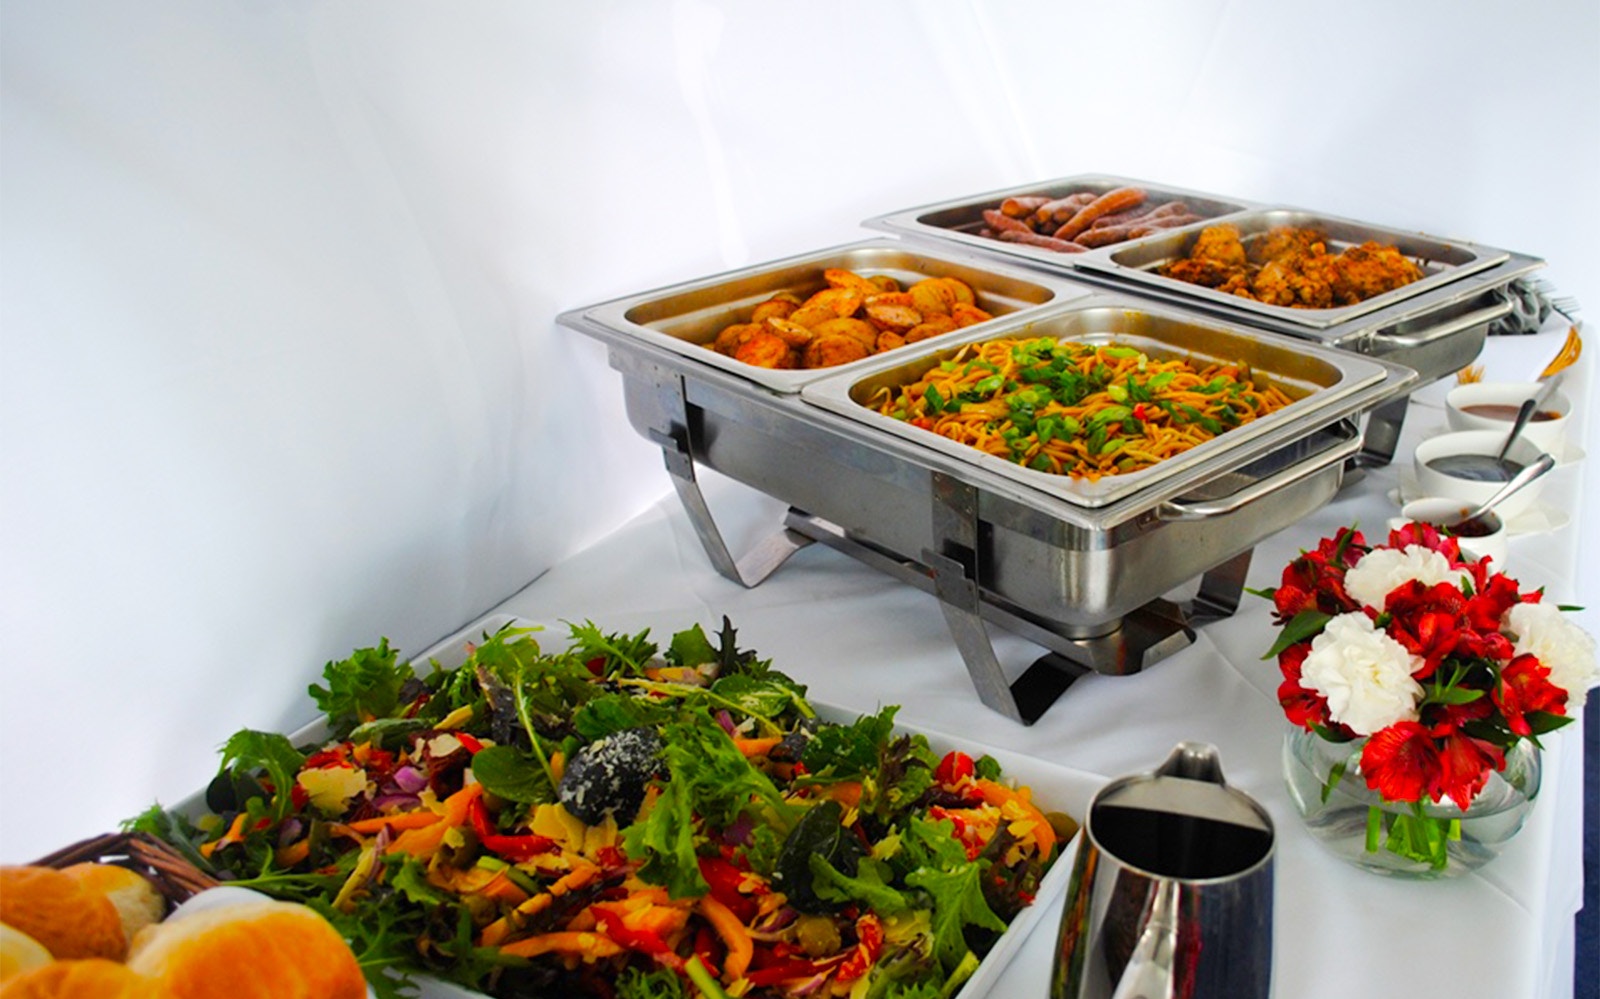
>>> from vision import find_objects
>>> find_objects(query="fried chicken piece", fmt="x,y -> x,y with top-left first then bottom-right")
1249,226 -> 1325,265
1160,225 -> 1250,288
1250,247 -> 1339,308
1332,241 -> 1423,304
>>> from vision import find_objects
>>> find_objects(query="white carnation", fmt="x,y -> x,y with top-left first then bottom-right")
1343,545 -> 1460,610
1300,612 -> 1424,735
1504,602 -> 1600,709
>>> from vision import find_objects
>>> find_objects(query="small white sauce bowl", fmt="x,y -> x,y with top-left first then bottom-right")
1412,430 -> 1550,520
1390,496 -> 1508,567
1445,380 -> 1571,456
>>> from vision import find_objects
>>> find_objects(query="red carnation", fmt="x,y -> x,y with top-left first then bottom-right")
1360,722 -> 1440,804
1493,654 -> 1567,737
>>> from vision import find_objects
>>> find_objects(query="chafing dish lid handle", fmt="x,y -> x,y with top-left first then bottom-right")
1155,425 -> 1362,522
1368,300 -> 1513,349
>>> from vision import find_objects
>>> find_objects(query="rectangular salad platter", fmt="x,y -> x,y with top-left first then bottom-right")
175,613 -> 1098,999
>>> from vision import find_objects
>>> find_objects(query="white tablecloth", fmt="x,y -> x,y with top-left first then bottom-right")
480,320 -> 1589,998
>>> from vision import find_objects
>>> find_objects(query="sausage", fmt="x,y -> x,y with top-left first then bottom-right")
982,208 -> 1034,235
1054,187 -> 1148,241
1033,191 -> 1099,226
998,229 -> 1088,253
1000,195 -> 1052,218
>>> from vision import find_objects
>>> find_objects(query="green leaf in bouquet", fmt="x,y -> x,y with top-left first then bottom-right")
1261,609 -> 1332,660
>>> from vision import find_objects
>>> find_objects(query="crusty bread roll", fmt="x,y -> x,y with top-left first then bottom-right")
59,865 -> 164,954
0,924 -> 54,982
0,958 -> 158,999
127,896 -> 366,999
0,868 -> 126,961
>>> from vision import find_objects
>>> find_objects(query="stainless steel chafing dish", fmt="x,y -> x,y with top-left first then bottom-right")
578,238 -> 1083,394
863,173 -> 1263,271
562,261 -> 1416,723
870,183 -> 1545,465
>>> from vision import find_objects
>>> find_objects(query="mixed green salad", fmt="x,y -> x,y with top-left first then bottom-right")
129,619 -> 1067,999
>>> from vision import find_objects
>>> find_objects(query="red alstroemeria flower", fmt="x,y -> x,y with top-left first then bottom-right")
1273,582 -> 1315,622
1493,654 -> 1567,737
1464,572 -> 1525,631
1432,730 -> 1505,810
1387,522 -> 1463,564
1277,643 -> 1333,730
1383,580 -> 1470,679
1360,721 -> 1441,804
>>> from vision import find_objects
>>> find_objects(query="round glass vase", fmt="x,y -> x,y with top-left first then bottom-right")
1281,725 -> 1541,879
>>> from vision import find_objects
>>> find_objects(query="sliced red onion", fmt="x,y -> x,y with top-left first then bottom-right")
721,815 -> 753,846
392,765 -> 429,793
715,709 -> 737,736
276,818 -> 304,847
752,905 -> 798,933
371,792 -> 421,811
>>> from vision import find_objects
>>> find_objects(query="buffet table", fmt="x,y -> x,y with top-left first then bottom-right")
477,317 -> 1588,999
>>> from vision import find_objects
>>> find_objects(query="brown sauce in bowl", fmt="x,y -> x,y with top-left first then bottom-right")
1460,403 -> 1562,422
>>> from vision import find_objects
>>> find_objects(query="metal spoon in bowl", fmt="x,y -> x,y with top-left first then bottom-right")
1427,375 -> 1565,481
1454,451 -> 1557,525
1494,372 -> 1565,463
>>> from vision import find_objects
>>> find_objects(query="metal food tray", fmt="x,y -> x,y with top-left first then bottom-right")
575,238 -> 1085,394
562,290 -> 1415,723
801,299 -> 1392,509
1071,208 -> 1511,330
862,173 -> 1263,270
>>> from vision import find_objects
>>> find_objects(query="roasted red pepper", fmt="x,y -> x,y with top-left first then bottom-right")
836,913 -> 884,984
697,856 -> 758,923
591,908 -> 682,970
935,750 -> 975,785
454,732 -> 484,754
467,797 -> 557,862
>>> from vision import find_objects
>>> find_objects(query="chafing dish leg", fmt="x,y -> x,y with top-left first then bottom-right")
647,425 -> 813,587
1354,395 -> 1409,468
1181,549 -> 1252,626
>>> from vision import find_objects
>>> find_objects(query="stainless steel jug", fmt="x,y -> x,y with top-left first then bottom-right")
1051,743 -> 1274,999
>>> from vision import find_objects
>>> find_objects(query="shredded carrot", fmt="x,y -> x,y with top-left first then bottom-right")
496,931 -> 625,960
274,838 -> 311,868
199,812 -> 250,858
388,783 -> 483,857
698,895 -> 754,981
343,810 -> 441,835
971,778 -> 1056,857
732,736 -> 782,758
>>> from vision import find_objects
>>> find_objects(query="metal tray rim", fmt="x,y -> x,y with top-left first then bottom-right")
573,237 -> 1087,394
798,293 -> 1401,509
1069,207 -> 1514,330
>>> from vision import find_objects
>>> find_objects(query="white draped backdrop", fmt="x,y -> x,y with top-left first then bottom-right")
2,0 -> 1596,906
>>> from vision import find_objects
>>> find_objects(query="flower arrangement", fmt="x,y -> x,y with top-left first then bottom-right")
1255,522 -> 1597,870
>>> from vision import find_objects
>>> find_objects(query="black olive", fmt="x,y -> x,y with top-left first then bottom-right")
557,727 -> 663,825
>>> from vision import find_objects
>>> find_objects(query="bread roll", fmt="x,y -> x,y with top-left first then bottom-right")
59,866 -> 164,953
127,896 -> 366,999
0,868 -> 125,961
0,958 -> 158,999
0,924 -> 53,982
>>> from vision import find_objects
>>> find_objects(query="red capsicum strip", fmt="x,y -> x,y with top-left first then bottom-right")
697,856 -> 758,923
468,797 -> 558,862
591,908 -> 683,970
